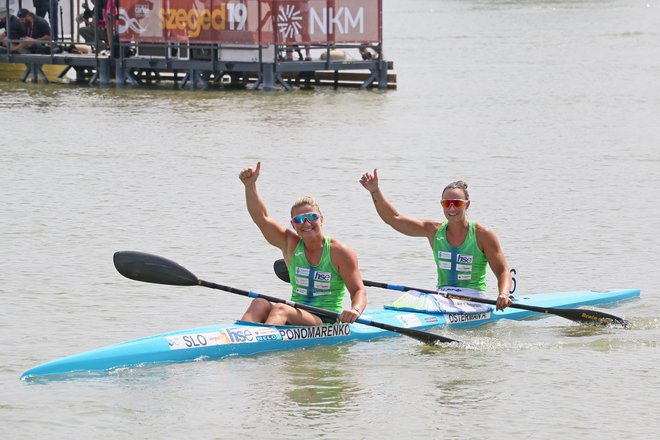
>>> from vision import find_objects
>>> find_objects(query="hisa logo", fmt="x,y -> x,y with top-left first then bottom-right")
277,5 -> 303,38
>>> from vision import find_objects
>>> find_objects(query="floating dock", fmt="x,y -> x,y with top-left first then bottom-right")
0,0 -> 396,90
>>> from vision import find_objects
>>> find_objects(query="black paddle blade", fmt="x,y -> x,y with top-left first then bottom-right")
274,259 -> 290,282
113,251 -> 198,286
402,327 -> 459,345
570,309 -> 632,328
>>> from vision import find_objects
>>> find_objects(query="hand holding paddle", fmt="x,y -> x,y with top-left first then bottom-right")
113,251 -> 460,345
273,259 -> 631,327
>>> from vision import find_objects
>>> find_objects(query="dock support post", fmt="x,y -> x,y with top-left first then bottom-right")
377,59 -> 388,89
98,58 -> 110,86
180,70 -> 207,90
115,59 -> 125,87
20,65 -> 30,82
260,63 -> 275,91
20,64 -> 49,84
36,65 -> 49,84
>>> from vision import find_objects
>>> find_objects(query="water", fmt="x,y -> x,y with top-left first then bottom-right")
2,0 -> 659,438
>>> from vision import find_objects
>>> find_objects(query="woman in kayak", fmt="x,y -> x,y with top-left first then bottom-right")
239,162 -> 367,325
359,169 -> 512,311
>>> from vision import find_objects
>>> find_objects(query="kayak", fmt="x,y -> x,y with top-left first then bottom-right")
21,288 -> 639,379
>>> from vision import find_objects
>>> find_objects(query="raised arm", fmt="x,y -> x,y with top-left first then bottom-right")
476,225 -> 513,311
359,168 -> 438,242
239,162 -> 289,251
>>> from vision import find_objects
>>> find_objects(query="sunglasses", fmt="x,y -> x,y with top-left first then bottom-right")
441,199 -> 468,209
292,212 -> 320,224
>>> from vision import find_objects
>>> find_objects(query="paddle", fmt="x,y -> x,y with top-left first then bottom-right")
273,259 -> 631,327
112,251 -> 459,345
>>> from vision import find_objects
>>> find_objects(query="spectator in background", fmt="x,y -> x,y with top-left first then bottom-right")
33,0 -> 59,41
78,0 -> 107,51
16,8 -> 52,54
0,6 -> 28,53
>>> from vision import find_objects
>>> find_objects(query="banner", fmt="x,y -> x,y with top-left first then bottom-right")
117,0 -> 381,45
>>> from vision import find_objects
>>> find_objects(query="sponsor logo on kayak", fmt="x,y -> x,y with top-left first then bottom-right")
279,324 -> 350,341
223,327 -> 281,343
395,313 -> 423,328
166,332 -> 227,350
446,312 -> 491,324
166,327 -> 282,350
225,327 -> 255,343
252,327 -> 281,341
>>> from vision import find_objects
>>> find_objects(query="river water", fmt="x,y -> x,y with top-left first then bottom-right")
2,0 -> 659,438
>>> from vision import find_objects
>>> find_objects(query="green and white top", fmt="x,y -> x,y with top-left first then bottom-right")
288,237 -> 347,313
433,221 -> 488,292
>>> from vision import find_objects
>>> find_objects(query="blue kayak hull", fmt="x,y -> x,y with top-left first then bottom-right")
21,288 -> 639,379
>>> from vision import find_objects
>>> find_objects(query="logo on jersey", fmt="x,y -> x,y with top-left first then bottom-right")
295,276 -> 309,287
314,271 -> 331,281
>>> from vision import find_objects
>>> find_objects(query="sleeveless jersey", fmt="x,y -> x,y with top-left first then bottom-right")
288,237 -> 346,313
433,221 -> 488,292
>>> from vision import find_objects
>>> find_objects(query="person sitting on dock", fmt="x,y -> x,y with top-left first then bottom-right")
15,9 -> 51,54
239,162 -> 367,326
359,170 -> 513,312
0,7 -> 27,53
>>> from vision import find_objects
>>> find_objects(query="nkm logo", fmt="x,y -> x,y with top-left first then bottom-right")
278,6 -> 365,37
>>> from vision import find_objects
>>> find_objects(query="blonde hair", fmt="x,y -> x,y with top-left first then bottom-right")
290,196 -> 322,216
443,180 -> 470,200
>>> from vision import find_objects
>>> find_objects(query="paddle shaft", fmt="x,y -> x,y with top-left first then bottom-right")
365,281 -> 629,327
113,251 -> 459,345
272,259 -> 630,327
197,279 -> 458,344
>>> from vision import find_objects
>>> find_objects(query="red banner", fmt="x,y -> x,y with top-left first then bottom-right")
118,0 -> 381,45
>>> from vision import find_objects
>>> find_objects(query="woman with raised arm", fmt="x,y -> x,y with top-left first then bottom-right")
239,162 -> 367,325
359,169 -> 512,311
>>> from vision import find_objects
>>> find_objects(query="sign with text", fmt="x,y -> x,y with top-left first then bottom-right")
117,0 -> 381,45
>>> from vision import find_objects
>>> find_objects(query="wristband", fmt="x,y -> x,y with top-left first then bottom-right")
352,306 -> 362,316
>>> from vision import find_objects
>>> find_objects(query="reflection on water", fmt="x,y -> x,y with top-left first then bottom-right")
433,376 -> 497,409
281,345 -> 363,418
558,324 -> 623,339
